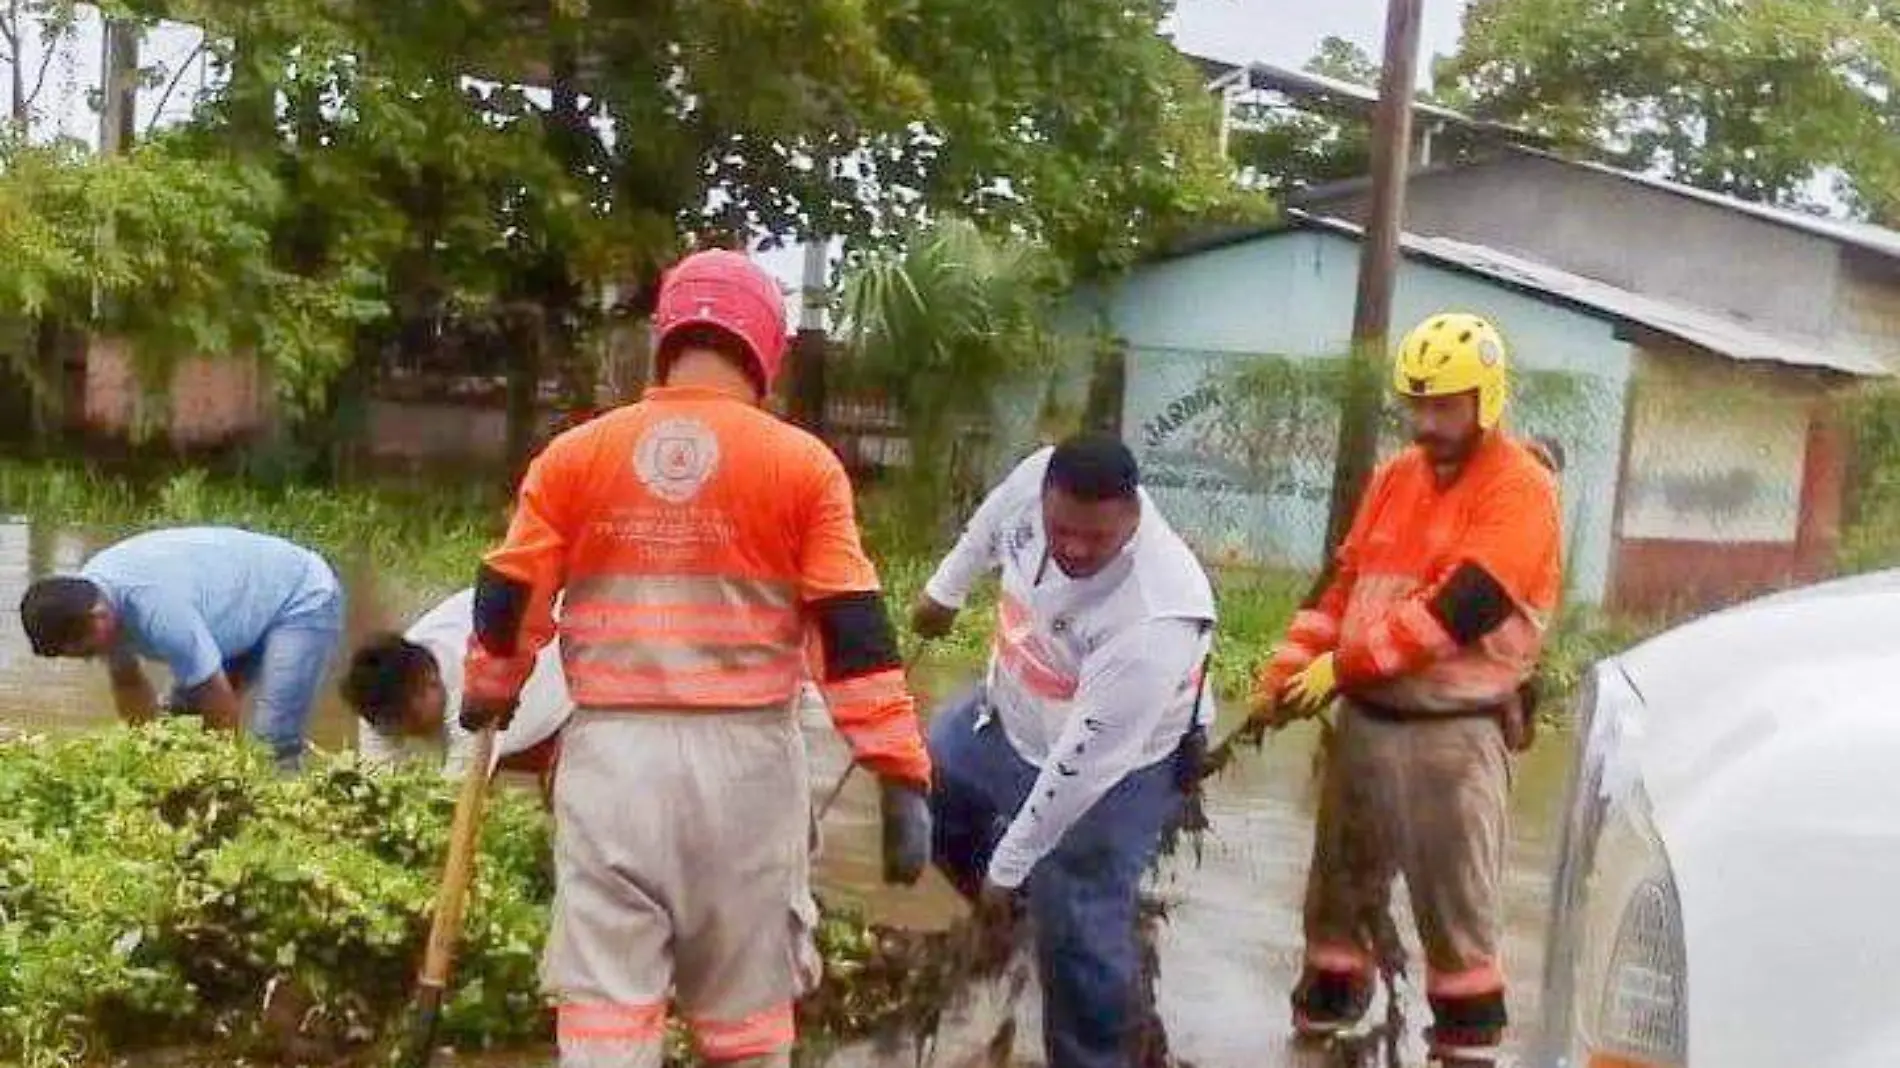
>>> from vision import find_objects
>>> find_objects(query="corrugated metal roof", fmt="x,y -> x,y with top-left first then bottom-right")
1291,212 -> 1890,377
1188,52 -> 1543,145
1506,147 -> 1900,263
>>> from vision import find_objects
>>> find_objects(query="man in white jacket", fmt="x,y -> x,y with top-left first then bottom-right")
912,433 -> 1215,1068
343,588 -> 571,783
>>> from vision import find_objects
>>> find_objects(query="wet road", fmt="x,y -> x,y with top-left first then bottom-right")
0,518 -> 1574,1067
801,706 -> 1571,1068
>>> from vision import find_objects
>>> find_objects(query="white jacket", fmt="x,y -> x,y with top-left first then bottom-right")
924,447 -> 1217,887
357,589 -> 573,779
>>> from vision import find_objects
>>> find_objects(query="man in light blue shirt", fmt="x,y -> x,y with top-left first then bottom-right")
18,526 -> 345,769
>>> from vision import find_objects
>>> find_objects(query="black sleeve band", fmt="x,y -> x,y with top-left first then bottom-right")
1429,562 -> 1515,646
812,592 -> 903,680
473,565 -> 531,656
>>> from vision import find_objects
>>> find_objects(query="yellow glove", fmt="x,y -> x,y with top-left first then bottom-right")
1280,653 -> 1339,719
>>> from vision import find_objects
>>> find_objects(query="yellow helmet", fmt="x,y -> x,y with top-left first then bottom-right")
1393,313 -> 1510,430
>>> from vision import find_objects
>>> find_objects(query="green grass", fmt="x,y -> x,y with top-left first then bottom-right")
0,459 -> 499,601
0,457 -> 1640,717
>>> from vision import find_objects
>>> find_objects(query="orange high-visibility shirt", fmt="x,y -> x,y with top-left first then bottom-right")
465,384 -> 930,786
1259,433 -> 1563,714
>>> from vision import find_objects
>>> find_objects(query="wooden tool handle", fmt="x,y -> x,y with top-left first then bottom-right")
417,726 -> 498,990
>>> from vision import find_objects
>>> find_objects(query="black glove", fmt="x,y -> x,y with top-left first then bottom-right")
879,779 -> 933,886
459,696 -> 517,734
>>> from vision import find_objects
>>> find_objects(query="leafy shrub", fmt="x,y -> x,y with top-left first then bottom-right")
0,724 -> 1017,1067
0,724 -> 547,1065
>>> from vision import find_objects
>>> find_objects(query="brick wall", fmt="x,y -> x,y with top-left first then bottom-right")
82,336 -> 267,447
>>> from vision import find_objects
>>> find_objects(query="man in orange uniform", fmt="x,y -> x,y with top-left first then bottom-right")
1252,313 -> 1562,1067
460,248 -> 933,1068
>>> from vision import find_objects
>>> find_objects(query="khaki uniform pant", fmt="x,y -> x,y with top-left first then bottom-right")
544,708 -> 821,1067
1302,702 -> 1511,1002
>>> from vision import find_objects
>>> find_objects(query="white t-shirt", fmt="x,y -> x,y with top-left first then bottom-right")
356,588 -> 573,779
924,448 -> 1218,888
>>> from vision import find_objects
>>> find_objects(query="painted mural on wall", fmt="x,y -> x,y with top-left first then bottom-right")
1126,349 -> 1341,568
1620,359 -> 1807,544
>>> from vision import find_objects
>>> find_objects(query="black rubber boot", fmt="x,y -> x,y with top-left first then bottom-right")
1290,967 -> 1373,1039
1425,988 -> 1507,1065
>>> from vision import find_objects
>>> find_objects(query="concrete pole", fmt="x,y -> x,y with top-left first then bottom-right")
800,240 -> 828,334
73,18 -> 140,444
98,18 -> 137,156
1315,0 -> 1424,572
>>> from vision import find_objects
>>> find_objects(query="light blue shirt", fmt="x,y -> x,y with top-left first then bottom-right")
80,527 -> 341,689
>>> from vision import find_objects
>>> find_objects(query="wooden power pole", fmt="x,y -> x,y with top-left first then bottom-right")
786,239 -> 829,433
1315,0 -> 1426,574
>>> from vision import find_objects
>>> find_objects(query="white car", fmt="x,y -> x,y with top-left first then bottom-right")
1535,569 -> 1900,1068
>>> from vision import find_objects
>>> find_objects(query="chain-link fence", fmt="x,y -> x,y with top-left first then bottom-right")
1122,345 -> 1624,597
1114,341 -> 1900,628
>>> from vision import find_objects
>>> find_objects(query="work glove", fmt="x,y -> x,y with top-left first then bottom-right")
879,778 -> 933,886
458,695 -> 518,734
969,877 -> 1025,970
1279,653 -> 1339,721
910,594 -> 959,641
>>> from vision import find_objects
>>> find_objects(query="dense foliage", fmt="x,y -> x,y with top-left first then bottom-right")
1842,384 -> 1900,574
0,724 -> 1035,1067
0,724 -> 548,1065
1442,0 -> 1900,220
0,0 -> 1255,445
836,216 -> 1079,530
1226,36 -> 1379,196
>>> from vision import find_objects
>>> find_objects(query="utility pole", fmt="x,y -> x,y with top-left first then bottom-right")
98,18 -> 138,156
786,239 -> 829,433
1315,0 -> 1425,579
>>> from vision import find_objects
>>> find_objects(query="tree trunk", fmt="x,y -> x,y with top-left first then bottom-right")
0,356 -> 32,446
252,83 -> 331,477
9,0 -> 25,134
786,329 -> 829,433
28,314 -> 64,445
227,34 -> 276,152
540,18 -> 592,412
1080,339 -> 1127,435
504,306 -> 545,479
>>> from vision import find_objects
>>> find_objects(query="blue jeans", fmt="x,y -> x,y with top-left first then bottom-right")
928,688 -> 1185,1068
171,590 -> 343,770
250,612 -> 343,771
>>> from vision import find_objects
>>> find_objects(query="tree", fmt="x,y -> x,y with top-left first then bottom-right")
0,0 -> 1252,462
1227,36 -> 1379,195
0,0 -> 79,134
0,140 -> 384,423
836,216 -> 1074,530
1442,0 -> 1900,219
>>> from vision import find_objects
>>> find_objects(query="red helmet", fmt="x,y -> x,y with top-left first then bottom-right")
652,249 -> 789,391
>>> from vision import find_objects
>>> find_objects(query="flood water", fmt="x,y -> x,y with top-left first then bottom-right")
0,518 -> 1577,1068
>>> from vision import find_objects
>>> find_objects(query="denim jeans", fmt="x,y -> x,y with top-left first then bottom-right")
928,688 -> 1184,1068
170,589 -> 343,771
250,612 -> 343,771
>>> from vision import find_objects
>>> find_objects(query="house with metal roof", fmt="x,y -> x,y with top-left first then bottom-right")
1067,200 -> 1886,613
1297,146 -> 1900,377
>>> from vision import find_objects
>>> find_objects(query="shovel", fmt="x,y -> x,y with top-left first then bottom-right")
398,725 -> 499,1068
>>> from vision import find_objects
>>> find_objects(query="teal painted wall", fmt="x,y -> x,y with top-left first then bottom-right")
1083,229 -> 1631,605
